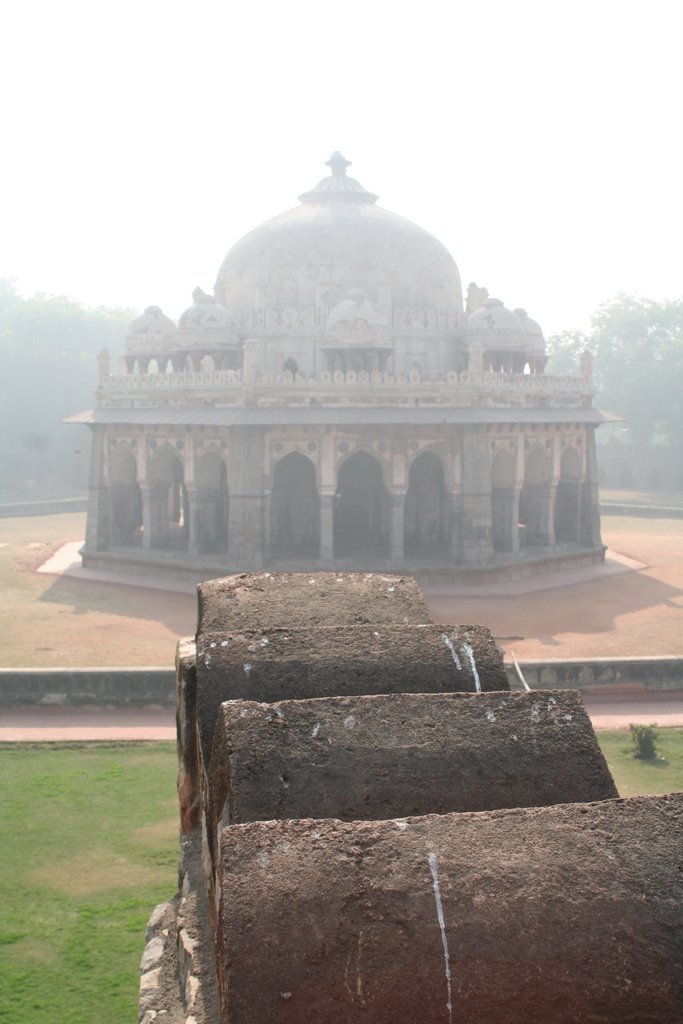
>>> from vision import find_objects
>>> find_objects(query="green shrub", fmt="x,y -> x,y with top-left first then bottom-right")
629,723 -> 658,760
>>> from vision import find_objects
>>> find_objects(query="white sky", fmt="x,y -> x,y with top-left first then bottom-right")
1,0 -> 681,335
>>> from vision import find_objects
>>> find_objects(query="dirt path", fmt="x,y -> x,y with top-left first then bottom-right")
2,696 -> 683,741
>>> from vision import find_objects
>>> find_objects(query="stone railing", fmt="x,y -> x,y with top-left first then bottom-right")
101,367 -> 588,393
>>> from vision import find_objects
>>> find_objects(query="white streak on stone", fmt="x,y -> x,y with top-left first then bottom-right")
462,642 -> 481,692
395,819 -> 408,831
343,714 -> 356,730
220,640 -> 229,647
210,641 -> 217,649
530,702 -> 541,723
311,723 -> 320,738
243,663 -> 252,677
256,849 -> 270,868
259,637 -> 269,646
441,634 -> 462,670
485,708 -> 496,723
427,851 -> 453,1024
564,713 -> 573,722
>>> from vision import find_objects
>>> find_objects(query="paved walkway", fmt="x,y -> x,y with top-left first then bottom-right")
38,541 -> 646,598
2,696 -> 682,741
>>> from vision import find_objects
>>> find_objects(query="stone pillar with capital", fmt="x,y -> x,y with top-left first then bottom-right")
459,425 -> 493,565
227,427 -> 266,569
187,487 -> 202,557
84,426 -> 110,552
580,427 -> 603,548
319,493 -> 335,563
390,491 -> 406,564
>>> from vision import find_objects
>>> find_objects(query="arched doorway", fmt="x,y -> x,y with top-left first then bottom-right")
491,448 -> 517,553
146,446 -> 188,550
195,451 -> 229,552
334,451 -> 388,558
519,445 -> 553,546
404,451 -> 448,555
109,445 -> 142,545
270,452 -> 319,556
554,447 -> 582,542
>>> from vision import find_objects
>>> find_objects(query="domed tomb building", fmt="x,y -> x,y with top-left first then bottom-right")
72,153 -> 606,577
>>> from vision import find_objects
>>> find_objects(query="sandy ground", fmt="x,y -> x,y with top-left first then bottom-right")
1,512 -> 682,666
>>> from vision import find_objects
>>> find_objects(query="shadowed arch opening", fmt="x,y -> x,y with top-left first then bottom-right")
520,444 -> 553,546
195,451 -> 229,552
404,451 -> 448,554
146,445 -> 188,550
109,445 -> 142,545
270,452 -> 319,556
334,451 -> 388,557
554,446 -> 582,542
491,447 -> 517,553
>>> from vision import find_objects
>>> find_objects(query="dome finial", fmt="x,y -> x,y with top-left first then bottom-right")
326,151 -> 351,176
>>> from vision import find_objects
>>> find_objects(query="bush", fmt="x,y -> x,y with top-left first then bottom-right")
629,723 -> 658,760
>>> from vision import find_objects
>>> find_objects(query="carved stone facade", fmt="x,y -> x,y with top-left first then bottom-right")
72,153 -> 606,578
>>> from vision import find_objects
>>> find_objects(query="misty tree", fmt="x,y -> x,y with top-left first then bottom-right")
546,294 -> 683,445
0,280 -> 135,498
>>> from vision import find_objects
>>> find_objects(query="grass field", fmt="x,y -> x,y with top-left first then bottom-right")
0,743 -> 177,1024
1,733 -> 682,1024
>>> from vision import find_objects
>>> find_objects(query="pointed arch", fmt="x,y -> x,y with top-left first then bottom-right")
334,451 -> 389,558
270,451 -> 319,556
146,445 -> 188,550
555,446 -> 582,542
491,447 -> 517,553
109,444 -> 142,545
195,450 -> 229,552
404,450 -> 448,555
520,444 -> 553,546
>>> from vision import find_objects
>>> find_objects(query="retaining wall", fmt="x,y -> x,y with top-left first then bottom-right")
2,656 -> 682,706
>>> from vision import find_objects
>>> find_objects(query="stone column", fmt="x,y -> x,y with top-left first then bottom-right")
580,427 -> 603,547
319,493 -> 334,563
510,486 -> 521,554
459,425 -> 493,565
390,492 -> 405,564
187,487 -> 202,557
227,427 -> 266,569
141,485 -> 154,550
84,426 -> 110,552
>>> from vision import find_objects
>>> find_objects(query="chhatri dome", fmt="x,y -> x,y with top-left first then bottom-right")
214,152 -> 464,333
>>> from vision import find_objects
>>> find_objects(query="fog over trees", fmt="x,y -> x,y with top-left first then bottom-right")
0,280 -> 134,500
546,295 -> 683,447
0,284 -> 681,502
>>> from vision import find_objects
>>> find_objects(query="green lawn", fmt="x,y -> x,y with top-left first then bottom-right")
597,726 -> 683,797
1,733 -> 682,1024
0,743 -> 178,1024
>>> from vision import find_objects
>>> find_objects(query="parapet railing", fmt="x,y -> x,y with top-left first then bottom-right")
100,368 -> 589,393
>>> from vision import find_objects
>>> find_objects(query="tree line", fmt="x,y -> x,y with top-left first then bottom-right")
546,294 -> 683,446
0,280 -> 134,500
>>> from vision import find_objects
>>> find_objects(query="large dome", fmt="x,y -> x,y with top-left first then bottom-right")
214,153 -> 464,336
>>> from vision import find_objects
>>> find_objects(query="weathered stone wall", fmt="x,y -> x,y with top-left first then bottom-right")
141,570 -> 682,1024
196,623 -> 508,765
204,690 -> 616,873
197,572 -> 432,633
218,795 -> 683,1024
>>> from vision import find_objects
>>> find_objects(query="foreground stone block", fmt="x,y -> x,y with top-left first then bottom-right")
219,793 -> 683,1024
196,624 -> 507,764
197,572 -> 432,634
208,689 -> 616,834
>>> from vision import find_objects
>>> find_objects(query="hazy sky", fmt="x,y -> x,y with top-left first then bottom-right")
2,0 -> 681,335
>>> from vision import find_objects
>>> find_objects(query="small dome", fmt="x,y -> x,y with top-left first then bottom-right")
514,308 -> 546,352
177,288 -> 239,347
126,306 -> 177,353
465,298 -> 526,350
325,290 -> 390,343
